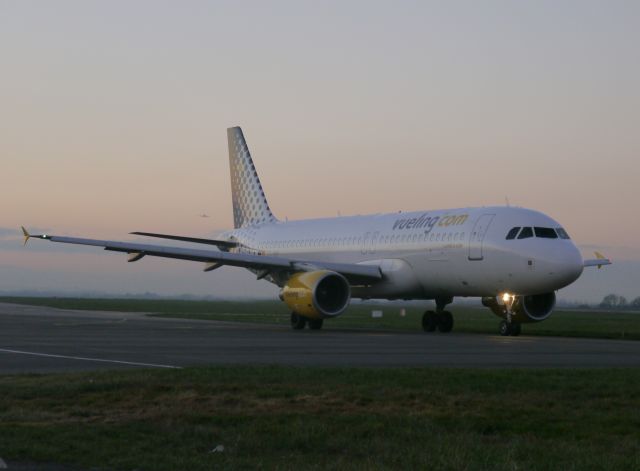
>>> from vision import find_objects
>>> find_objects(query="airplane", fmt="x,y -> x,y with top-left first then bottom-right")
22,126 -> 611,336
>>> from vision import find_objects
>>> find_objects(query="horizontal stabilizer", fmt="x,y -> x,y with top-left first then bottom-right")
583,251 -> 612,269
21,226 -> 31,246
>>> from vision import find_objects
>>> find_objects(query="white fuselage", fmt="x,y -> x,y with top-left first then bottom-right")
225,206 -> 584,300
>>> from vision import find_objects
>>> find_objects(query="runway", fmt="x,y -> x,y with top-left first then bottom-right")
1,302 -> 640,373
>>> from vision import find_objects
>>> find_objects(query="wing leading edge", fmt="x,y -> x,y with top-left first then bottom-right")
21,228 -> 381,284
129,231 -> 238,249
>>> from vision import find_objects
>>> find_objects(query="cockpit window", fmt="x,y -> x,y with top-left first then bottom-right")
534,227 -> 558,239
556,228 -> 571,239
506,227 -> 521,240
517,227 -> 534,239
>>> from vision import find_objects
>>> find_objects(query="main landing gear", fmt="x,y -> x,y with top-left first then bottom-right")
290,312 -> 323,330
422,296 -> 454,333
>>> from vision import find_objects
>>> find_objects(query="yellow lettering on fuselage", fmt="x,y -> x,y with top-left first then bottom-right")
438,214 -> 468,227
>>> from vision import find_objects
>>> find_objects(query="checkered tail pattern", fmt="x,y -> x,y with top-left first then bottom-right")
227,127 -> 276,229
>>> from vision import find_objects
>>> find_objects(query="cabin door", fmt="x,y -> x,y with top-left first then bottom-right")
468,214 -> 495,261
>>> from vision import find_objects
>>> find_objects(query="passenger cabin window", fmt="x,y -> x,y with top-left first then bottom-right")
556,228 -> 571,239
534,227 -> 558,239
506,227 -> 520,240
517,227 -> 534,239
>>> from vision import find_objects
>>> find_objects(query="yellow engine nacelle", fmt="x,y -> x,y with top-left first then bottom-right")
280,270 -> 351,319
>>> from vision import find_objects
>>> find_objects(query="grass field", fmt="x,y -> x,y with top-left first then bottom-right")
0,367 -> 639,470
1,296 -> 639,340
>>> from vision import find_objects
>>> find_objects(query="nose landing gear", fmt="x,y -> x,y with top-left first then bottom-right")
499,320 -> 521,336
499,294 -> 521,336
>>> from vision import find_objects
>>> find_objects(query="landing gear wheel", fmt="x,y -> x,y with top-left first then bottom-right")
437,311 -> 454,333
510,322 -> 521,336
308,319 -> 324,330
290,313 -> 307,330
422,311 -> 438,332
499,320 -> 511,336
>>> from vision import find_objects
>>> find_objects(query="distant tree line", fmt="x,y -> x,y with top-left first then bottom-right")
599,294 -> 640,310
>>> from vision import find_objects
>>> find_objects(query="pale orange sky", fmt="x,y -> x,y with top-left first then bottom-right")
1,1 -> 639,301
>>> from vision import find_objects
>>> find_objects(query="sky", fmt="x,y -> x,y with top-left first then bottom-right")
1,1 -> 639,303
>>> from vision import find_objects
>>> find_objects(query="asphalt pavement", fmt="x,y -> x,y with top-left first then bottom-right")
1,302 -> 639,373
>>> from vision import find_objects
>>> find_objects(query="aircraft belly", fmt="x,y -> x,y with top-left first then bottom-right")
412,250 -> 468,297
449,249 -> 563,297
353,256 -> 423,299
413,249 -> 508,297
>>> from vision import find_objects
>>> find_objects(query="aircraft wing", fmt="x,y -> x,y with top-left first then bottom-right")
129,231 -> 238,249
583,251 -> 612,269
21,228 -> 382,284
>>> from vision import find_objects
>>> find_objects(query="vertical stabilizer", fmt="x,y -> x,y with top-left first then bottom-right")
227,127 -> 276,228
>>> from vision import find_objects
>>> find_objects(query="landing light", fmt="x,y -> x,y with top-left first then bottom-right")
501,292 -> 517,308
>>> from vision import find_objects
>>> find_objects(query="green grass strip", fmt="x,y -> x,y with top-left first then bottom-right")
0,367 -> 639,470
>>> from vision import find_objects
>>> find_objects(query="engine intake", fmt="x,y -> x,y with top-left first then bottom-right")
482,292 -> 556,323
280,270 -> 351,319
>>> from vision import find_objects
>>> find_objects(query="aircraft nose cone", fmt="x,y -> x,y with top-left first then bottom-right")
550,244 -> 584,288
